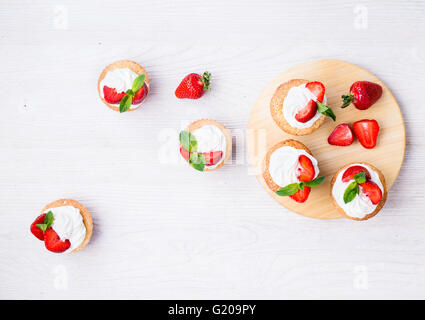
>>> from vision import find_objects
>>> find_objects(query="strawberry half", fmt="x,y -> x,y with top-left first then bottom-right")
353,119 -> 380,149
175,72 -> 211,99
342,165 -> 371,182
290,186 -> 311,203
202,151 -> 223,166
44,228 -> 71,253
306,81 -> 325,103
132,83 -> 148,105
328,124 -> 354,146
103,86 -> 126,104
180,146 -> 191,162
295,99 -> 317,123
296,155 -> 315,182
360,181 -> 382,205
30,214 -> 46,241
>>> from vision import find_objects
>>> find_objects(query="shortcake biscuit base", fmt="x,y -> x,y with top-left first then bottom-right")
42,199 -> 93,253
330,162 -> 388,221
186,119 -> 232,172
98,59 -> 150,112
270,79 -> 325,136
262,139 -> 312,192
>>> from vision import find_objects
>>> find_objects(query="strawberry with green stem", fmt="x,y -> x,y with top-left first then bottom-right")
175,72 -> 211,99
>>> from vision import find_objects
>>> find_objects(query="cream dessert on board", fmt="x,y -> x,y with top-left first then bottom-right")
331,163 -> 387,221
179,119 -> 232,172
30,199 -> 93,253
263,139 -> 324,203
98,60 -> 150,113
270,79 -> 336,135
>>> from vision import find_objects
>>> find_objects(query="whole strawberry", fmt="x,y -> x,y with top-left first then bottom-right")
175,72 -> 211,99
341,81 -> 382,110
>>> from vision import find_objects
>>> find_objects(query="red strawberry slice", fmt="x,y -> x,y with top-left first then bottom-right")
296,155 -> 315,182
44,228 -> 71,253
30,214 -> 46,241
360,181 -> 382,205
353,119 -> 380,149
103,86 -> 126,104
290,186 -> 311,203
328,124 -> 354,146
342,165 -> 371,182
306,81 -> 325,103
295,99 -> 317,123
180,146 -> 191,162
132,83 -> 149,105
202,151 -> 223,166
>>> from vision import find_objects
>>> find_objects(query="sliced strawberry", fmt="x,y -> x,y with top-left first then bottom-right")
295,99 -> 317,123
296,155 -> 315,182
306,81 -> 325,103
290,186 -> 311,203
342,165 -> 371,182
353,119 -> 380,149
44,228 -> 71,253
132,83 -> 149,104
202,151 -> 223,166
328,124 -> 354,146
103,86 -> 126,104
179,146 -> 191,162
30,214 -> 46,241
360,181 -> 382,205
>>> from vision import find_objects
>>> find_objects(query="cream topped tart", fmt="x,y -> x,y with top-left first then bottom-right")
263,139 -> 324,203
98,60 -> 150,113
270,79 -> 336,135
179,119 -> 232,172
331,163 -> 387,221
30,199 -> 93,253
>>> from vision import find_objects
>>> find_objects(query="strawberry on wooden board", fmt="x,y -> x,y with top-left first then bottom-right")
30,214 -> 46,241
295,99 -> 317,123
342,166 -> 371,182
328,123 -> 354,146
341,81 -> 383,110
353,119 -> 380,149
103,86 -> 126,104
44,228 -> 71,253
202,151 -> 223,166
360,181 -> 383,204
306,81 -> 325,103
175,72 -> 211,99
296,155 -> 315,182
290,186 -> 311,203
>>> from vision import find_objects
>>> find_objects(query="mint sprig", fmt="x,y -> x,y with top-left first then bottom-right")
179,130 -> 206,172
276,176 -> 325,197
119,74 -> 145,113
317,101 -> 336,121
343,172 -> 366,203
36,211 -> 54,234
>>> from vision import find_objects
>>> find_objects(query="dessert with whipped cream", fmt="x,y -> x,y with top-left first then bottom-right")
263,139 -> 324,203
270,79 -> 336,136
179,119 -> 232,172
331,163 -> 387,221
30,199 -> 93,253
98,60 -> 150,113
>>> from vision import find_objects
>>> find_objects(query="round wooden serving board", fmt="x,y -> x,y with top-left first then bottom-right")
247,59 -> 405,219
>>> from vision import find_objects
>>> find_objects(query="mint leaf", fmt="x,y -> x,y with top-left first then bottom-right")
189,152 -> 205,172
344,181 -> 359,204
317,102 -> 336,121
119,94 -> 133,113
354,172 -> 366,184
36,223 -> 48,233
276,183 -> 300,197
179,131 -> 197,153
126,89 -> 135,97
304,176 -> 325,188
132,74 -> 145,93
36,211 -> 54,234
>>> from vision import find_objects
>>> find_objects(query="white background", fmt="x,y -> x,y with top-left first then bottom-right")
1,0 -> 424,299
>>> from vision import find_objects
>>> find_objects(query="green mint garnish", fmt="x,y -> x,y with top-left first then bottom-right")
179,130 -> 206,171
354,172 -> 367,184
317,101 -> 336,121
119,74 -> 145,113
189,152 -> 206,172
276,176 -> 325,197
343,181 -> 359,204
36,211 -> 54,234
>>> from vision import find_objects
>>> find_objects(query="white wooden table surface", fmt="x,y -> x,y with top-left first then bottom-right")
1,0 -> 424,300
